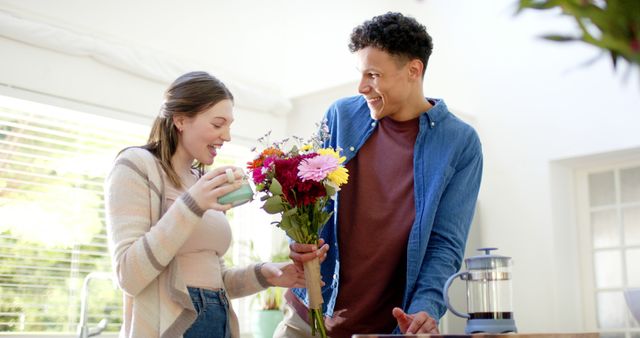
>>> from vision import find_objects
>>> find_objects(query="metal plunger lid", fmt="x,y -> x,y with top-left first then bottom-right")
464,247 -> 512,270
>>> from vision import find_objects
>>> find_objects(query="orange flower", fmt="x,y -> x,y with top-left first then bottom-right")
247,147 -> 284,170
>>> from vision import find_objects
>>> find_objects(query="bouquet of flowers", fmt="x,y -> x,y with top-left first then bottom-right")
247,125 -> 348,338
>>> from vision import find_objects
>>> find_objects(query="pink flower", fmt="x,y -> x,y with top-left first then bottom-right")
250,156 -> 277,184
297,155 -> 338,182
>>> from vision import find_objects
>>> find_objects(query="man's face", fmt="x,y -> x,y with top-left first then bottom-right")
355,46 -> 412,121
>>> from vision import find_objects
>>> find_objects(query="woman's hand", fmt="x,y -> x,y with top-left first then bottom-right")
187,166 -> 245,212
289,239 -> 330,271
261,262 -> 306,288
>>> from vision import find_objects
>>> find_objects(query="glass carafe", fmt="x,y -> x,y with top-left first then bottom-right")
443,247 -> 517,334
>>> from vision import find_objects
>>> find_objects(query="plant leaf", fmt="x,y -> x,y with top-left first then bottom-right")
280,215 -> 292,231
269,178 -> 283,195
542,34 -> 579,42
262,195 -> 284,214
324,182 -> 336,197
284,207 -> 298,217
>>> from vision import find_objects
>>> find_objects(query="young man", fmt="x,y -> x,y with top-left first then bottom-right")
275,12 -> 483,338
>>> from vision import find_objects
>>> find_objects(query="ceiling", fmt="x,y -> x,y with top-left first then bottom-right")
0,0 -> 434,99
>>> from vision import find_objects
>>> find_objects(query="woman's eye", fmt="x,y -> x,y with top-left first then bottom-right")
212,124 -> 222,128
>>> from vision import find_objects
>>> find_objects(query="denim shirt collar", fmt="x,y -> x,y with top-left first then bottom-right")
422,98 -> 448,128
339,97 -> 448,166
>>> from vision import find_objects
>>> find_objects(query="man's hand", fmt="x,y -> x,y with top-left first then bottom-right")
392,307 -> 439,334
289,239 -> 329,271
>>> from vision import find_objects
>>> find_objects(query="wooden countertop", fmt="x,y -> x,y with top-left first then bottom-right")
352,333 -> 599,338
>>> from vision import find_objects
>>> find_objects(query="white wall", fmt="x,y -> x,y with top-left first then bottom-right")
0,36 -> 287,145
418,0 -> 640,333
287,81 -> 357,137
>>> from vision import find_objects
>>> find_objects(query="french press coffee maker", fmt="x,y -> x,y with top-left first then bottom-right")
443,247 -> 517,334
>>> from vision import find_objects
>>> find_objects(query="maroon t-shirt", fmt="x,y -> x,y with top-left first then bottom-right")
326,116 -> 418,337
286,116 -> 419,338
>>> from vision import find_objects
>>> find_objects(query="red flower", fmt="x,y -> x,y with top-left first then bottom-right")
274,154 -> 326,206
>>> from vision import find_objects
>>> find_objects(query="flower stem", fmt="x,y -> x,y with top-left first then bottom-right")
309,308 -> 327,338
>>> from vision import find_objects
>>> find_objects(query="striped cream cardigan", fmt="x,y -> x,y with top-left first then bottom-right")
105,147 -> 267,338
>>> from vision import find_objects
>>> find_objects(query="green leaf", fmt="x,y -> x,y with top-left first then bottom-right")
280,215 -> 292,231
269,178 -> 283,195
262,195 -> 284,214
319,211 -> 333,228
286,217 -> 303,242
516,0 -> 640,74
542,34 -> 579,42
283,207 -> 298,217
290,145 -> 299,154
517,0 -> 559,12
324,182 -> 336,197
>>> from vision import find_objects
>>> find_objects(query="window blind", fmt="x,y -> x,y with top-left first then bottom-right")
0,99 -> 148,333
0,94 -> 280,335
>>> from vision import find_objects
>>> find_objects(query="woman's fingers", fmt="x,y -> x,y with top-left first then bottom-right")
213,180 -> 243,196
202,165 -> 237,179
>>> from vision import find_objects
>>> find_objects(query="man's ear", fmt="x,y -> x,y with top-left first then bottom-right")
408,59 -> 424,81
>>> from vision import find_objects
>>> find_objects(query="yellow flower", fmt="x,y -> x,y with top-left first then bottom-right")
300,144 -> 313,152
327,166 -> 349,186
318,148 -> 345,164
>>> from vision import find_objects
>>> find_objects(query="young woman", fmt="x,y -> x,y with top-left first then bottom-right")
105,71 -> 304,338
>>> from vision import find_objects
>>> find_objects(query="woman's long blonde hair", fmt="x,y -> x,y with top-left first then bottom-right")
142,71 -> 234,188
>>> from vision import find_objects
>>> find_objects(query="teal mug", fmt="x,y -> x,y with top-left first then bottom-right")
218,169 -> 254,207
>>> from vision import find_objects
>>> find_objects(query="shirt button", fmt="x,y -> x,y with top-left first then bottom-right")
371,122 -> 376,127
430,121 -> 436,127
349,146 -> 355,152
332,274 -> 337,279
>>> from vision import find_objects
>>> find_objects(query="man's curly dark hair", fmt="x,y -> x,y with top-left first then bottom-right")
349,12 -> 433,76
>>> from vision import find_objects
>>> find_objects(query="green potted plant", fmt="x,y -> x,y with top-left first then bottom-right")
251,287 -> 285,338
517,0 -> 640,76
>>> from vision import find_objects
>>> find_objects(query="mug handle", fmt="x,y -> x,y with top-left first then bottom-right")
443,271 -> 470,319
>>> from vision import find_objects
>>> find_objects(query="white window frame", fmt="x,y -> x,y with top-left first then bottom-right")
575,160 -> 640,337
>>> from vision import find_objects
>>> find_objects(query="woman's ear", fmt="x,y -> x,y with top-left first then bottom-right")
173,115 -> 185,132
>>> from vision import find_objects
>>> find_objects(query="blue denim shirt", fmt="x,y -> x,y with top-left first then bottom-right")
292,95 -> 483,328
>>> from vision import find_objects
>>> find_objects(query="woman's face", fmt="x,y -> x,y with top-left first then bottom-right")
176,99 -> 234,165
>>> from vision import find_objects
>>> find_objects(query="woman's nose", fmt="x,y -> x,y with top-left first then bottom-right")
221,127 -> 231,142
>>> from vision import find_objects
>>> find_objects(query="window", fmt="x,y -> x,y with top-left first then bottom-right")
0,94 -> 275,335
0,94 -> 148,332
577,163 -> 640,338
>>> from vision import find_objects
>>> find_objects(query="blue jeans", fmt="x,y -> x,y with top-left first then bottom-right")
184,287 -> 230,338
